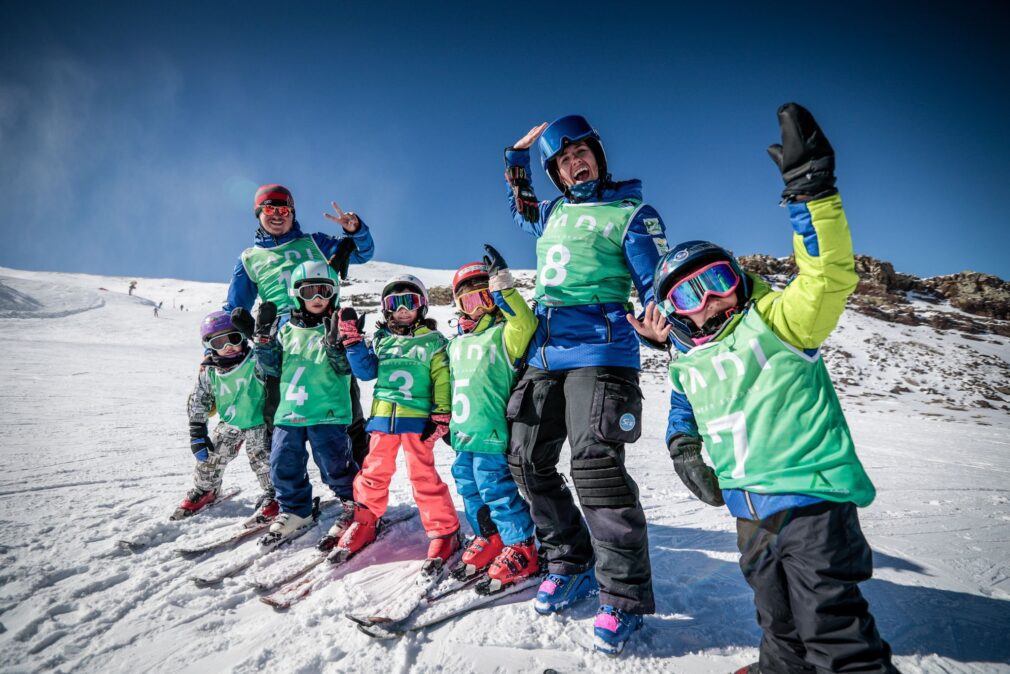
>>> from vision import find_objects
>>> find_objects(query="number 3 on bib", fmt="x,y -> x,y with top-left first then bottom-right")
539,244 -> 571,287
706,412 -> 749,479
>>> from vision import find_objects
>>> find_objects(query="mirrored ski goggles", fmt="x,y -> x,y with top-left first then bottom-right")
455,288 -> 494,316
295,282 -> 336,301
203,331 -> 245,351
383,291 -> 425,313
660,261 -> 740,316
259,205 -> 292,217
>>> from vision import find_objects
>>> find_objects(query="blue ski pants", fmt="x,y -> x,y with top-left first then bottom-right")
271,424 -> 357,518
451,451 -> 534,546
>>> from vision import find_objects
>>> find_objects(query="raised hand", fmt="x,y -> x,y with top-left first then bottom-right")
337,306 -> 366,347
328,237 -> 357,280
766,102 -> 836,202
324,201 -> 361,233
626,302 -> 672,344
254,301 -> 277,344
512,122 -> 549,151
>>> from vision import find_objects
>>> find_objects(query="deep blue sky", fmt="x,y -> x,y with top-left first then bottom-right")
3,1 -> 1008,284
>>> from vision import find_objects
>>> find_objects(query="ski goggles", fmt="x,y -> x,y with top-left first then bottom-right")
660,261 -> 740,316
455,288 -> 494,317
203,331 -> 245,351
259,205 -> 292,217
295,282 -> 336,301
383,291 -> 425,313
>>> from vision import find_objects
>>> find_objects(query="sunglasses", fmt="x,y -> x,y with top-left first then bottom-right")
456,288 -> 494,317
383,291 -> 425,313
203,331 -> 245,351
296,283 -> 336,301
260,205 -> 292,217
661,261 -> 740,316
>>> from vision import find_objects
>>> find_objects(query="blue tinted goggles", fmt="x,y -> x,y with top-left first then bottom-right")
659,261 -> 740,316
538,114 -> 596,162
383,292 -> 425,313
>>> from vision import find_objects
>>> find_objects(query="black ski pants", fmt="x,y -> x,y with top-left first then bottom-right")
736,501 -> 897,674
507,366 -> 654,614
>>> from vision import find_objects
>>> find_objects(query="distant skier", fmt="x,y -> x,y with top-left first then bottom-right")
174,310 -> 275,521
444,246 -> 539,593
502,115 -> 670,654
633,103 -> 897,674
326,275 -> 460,571
153,305 -> 159,318
237,260 -> 359,548
223,184 -> 374,465
128,280 -> 137,296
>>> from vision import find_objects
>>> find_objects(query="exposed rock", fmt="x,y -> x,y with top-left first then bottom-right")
427,286 -> 454,306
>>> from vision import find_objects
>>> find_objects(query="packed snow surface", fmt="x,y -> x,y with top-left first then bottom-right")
1,263 -> 1008,673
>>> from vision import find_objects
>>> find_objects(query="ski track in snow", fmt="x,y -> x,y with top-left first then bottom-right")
1,264 -> 1008,673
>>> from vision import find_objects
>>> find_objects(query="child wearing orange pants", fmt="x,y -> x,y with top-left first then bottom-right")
325,273 -> 460,570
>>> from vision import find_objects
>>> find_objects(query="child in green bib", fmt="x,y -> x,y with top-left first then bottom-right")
633,103 -> 896,674
445,245 -> 539,594
325,274 -> 461,572
240,260 -> 359,549
174,310 -> 275,522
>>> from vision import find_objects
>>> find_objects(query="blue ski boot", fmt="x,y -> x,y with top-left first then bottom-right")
534,568 -> 598,615
593,604 -> 644,655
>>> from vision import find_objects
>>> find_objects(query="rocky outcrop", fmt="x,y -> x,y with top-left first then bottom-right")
738,254 -> 1010,337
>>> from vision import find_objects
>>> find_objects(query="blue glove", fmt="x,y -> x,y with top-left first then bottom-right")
189,422 -> 214,462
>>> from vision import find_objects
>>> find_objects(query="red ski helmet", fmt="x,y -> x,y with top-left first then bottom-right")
452,262 -> 490,297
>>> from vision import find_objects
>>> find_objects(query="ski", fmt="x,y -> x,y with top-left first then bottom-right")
354,571 -> 546,639
118,487 -> 243,551
189,497 -> 334,586
259,511 -> 416,609
343,545 -> 465,627
176,497 -> 338,558
169,486 -> 242,521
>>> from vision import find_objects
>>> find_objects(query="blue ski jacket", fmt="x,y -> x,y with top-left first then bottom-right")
223,219 -> 375,313
505,148 -> 671,371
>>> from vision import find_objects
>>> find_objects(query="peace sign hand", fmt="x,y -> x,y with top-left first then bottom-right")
324,201 -> 361,233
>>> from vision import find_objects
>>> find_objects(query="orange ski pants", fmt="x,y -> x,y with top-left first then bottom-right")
352,431 -> 459,538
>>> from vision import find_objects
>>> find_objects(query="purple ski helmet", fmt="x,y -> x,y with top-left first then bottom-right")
200,310 -> 234,341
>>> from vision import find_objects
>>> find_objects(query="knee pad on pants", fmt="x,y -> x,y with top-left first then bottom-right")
571,454 -> 637,507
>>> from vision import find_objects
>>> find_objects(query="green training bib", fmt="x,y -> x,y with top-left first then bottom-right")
447,324 -> 515,453
207,352 -> 266,429
241,237 -> 328,311
669,308 -> 875,505
372,330 -> 448,413
534,199 -> 639,306
275,323 -> 352,425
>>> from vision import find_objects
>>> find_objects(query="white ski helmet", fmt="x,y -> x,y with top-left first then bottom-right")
381,274 -> 429,319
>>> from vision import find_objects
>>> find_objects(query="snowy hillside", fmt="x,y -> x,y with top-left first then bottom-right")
1,263 -> 1008,674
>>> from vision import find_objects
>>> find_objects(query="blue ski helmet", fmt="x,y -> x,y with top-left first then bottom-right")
200,310 -> 235,341
653,241 -> 751,350
538,115 -> 608,192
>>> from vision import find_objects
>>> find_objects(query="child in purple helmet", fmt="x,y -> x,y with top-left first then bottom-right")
173,310 -> 275,522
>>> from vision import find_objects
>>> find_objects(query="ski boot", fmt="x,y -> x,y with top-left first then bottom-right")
171,488 -> 217,520
593,604 -> 644,656
258,498 -> 320,548
316,499 -> 356,552
534,567 -> 599,615
421,528 -> 462,574
331,504 -> 378,562
477,537 -> 538,595
450,533 -> 504,581
244,491 -> 279,528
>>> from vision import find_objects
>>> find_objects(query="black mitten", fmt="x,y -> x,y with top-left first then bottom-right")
766,102 -> 837,202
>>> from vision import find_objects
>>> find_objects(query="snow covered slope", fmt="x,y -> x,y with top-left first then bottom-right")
1,263 -> 1008,673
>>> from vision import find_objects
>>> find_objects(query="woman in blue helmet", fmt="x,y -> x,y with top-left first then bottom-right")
501,116 -> 671,655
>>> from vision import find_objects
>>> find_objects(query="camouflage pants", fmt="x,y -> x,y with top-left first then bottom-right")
193,423 -> 273,495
